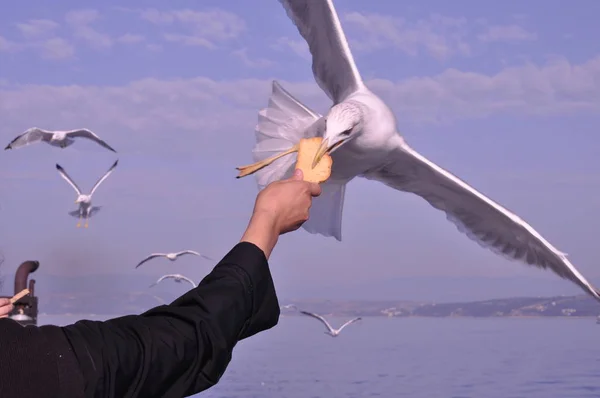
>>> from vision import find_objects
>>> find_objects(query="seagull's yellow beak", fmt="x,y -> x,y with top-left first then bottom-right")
312,137 -> 346,168
312,138 -> 330,169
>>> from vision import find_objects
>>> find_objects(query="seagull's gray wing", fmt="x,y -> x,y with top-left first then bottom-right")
175,250 -> 213,261
135,253 -> 167,269
337,317 -> 362,332
279,0 -> 364,103
150,274 -> 174,287
55,164 -> 82,195
177,275 -> 197,288
5,127 -> 53,150
299,310 -> 335,333
90,159 -> 118,196
362,143 -> 600,301
66,129 -> 117,152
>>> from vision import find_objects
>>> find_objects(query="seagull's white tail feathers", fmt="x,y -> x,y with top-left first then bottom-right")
253,80 -> 323,190
302,182 -> 346,241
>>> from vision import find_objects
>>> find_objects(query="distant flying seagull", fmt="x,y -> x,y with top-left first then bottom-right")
238,0 -> 600,302
5,127 -> 116,152
149,274 -> 197,289
135,251 -> 213,269
299,310 -> 361,337
56,159 -> 118,228
280,304 -> 298,310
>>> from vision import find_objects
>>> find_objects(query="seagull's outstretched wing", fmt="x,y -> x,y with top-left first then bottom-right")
136,253 -> 167,269
279,0 -> 364,103
66,129 -> 117,152
337,317 -> 362,332
90,159 -> 118,196
149,274 -> 170,287
175,250 -> 213,261
363,143 -> 600,301
4,127 -> 53,150
299,310 -> 335,333
56,164 -> 82,195
176,275 -> 197,288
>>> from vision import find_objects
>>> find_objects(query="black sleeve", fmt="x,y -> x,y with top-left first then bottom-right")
0,317 -> 85,398
61,241 -> 281,397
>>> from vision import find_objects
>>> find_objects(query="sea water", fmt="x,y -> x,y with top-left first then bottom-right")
40,315 -> 600,398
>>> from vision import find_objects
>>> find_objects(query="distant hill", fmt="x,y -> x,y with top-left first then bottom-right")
2,273 -> 598,317
280,295 -> 600,318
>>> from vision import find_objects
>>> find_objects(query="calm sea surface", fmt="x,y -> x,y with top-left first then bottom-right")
40,314 -> 600,398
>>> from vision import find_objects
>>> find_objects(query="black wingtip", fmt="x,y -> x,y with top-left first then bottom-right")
4,145 -> 11,150
55,163 -> 63,170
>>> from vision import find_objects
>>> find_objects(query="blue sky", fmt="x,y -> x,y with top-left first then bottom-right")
1,0 -> 600,302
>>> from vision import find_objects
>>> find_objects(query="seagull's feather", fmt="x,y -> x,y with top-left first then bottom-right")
135,254 -> 166,269
363,143 -> 600,301
5,128 -> 53,150
299,310 -> 335,333
90,159 -> 118,196
278,0 -> 364,103
337,317 -> 362,332
253,81 -> 323,190
68,206 -> 101,218
55,164 -> 82,195
152,273 -> 197,288
175,250 -> 213,261
66,129 -> 117,152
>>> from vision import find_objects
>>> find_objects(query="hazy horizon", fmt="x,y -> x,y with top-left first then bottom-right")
2,1 -> 600,305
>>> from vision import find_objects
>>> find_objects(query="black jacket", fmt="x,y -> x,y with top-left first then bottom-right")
0,241 -> 280,398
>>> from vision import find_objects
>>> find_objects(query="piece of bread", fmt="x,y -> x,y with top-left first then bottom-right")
294,137 -> 333,183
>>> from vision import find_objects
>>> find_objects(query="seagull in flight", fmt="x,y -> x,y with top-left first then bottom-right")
238,0 -> 600,302
135,251 -> 213,269
5,127 -> 116,152
149,274 -> 197,289
300,310 -> 361,337
56,159 -> 118,228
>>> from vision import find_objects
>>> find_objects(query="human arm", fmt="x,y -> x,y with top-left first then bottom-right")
59,169 -> 321,397
0,169 -> 321,398
0,242 -> 277,398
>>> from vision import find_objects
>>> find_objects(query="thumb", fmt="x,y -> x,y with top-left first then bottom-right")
291,168 -> 304,181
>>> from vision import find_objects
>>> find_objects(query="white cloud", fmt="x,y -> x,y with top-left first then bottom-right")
0,36 -> 15,52
163,33 -> 213,48
65,9 -> 112,49
36,38 -> 75,60
1,56 -> 599,156
343,12 -> 471,60
16,19 -> 59,39
272,36 -> 311,60
139,8 -> 245,49
478,25 -> 537,43
117,33 -> 145,45
231,48 -> 273,68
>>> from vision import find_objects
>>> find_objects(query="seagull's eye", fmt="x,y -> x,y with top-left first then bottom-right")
340,128 -> 352,136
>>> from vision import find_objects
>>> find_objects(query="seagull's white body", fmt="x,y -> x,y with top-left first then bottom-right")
56,160 -> 118,228
135,250 -> 213,269
299,310 -> 361,337
247,0 -> 600,301
5,127 -> 116,152
150,273 -> 197,289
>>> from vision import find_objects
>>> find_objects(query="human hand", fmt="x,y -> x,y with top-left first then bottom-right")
253,168 -> 322,234
241,169 -> 322,258
0,298 -> 14,318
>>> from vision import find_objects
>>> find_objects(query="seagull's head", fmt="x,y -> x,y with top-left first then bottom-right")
313,102 -> 363,168
75,194 -> 89,204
